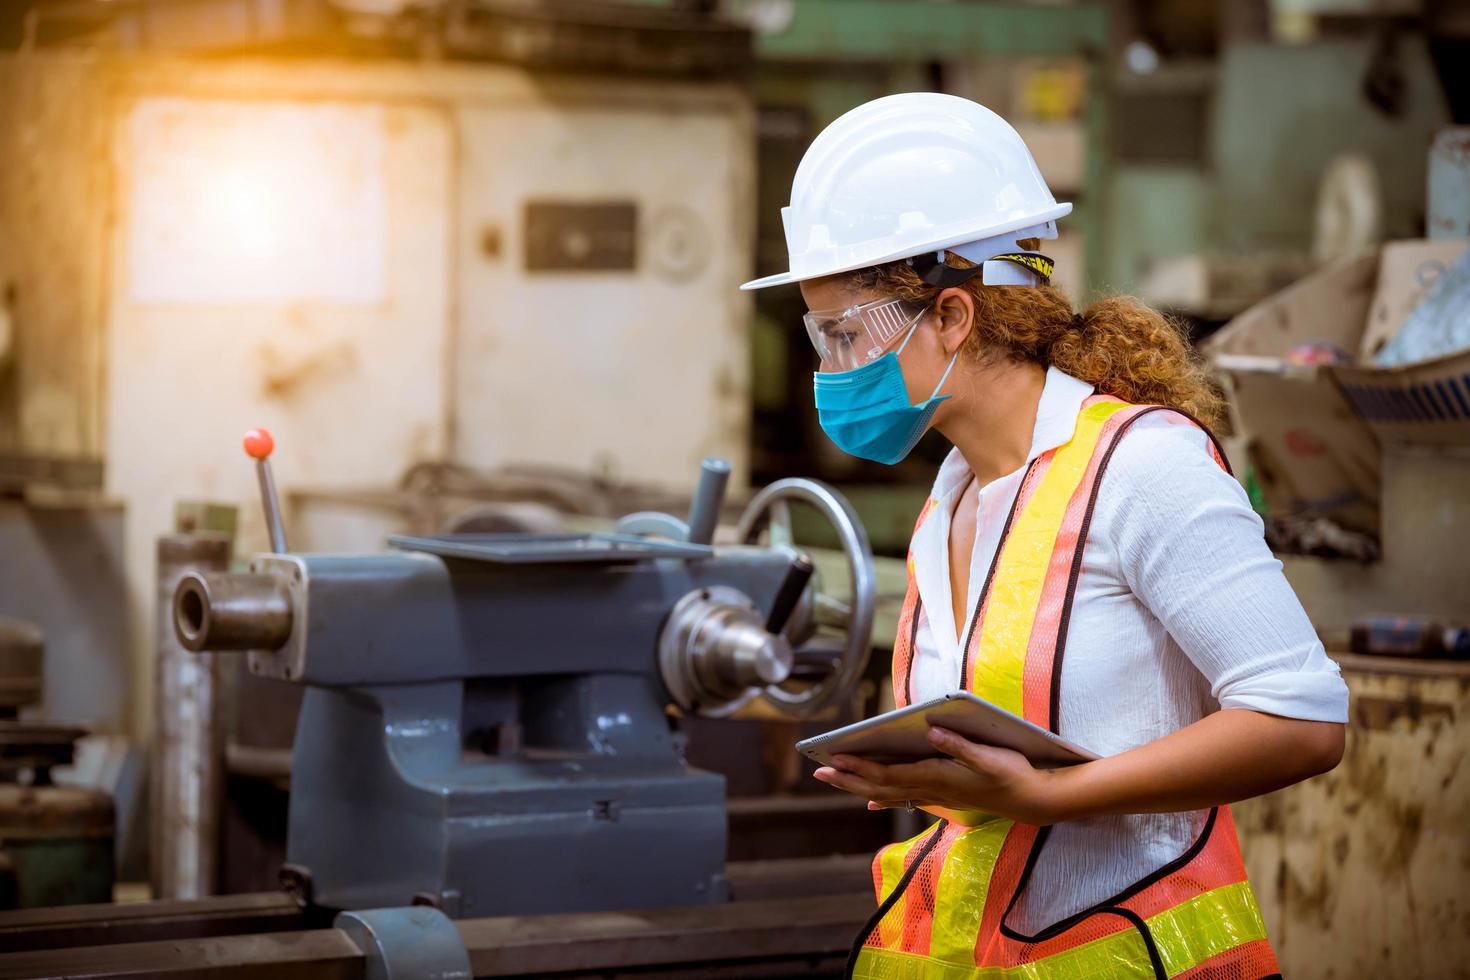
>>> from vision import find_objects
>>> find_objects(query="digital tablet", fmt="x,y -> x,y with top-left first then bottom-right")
795,692 -> 1101,768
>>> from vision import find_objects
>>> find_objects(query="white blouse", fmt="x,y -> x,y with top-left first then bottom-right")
907,367 -> 1349,932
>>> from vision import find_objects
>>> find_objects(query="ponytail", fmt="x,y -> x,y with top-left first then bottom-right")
1050,296 -> 1223,426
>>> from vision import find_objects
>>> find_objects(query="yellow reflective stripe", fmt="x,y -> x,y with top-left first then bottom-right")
874,831 -> 924,947
855,880 -> 1268,980
927,819 -> 1012,964
1150,880 -> 1269,975
968,400 -> 1130,712
878,837 -> 914,901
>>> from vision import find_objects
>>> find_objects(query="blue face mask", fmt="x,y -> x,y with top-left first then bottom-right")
812,321 -> 958,465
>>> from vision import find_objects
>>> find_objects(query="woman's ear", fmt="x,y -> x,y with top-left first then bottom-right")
933,287 -> 975,354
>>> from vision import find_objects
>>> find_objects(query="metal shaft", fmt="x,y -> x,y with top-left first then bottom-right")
152,535 -> 231,901
255,459 -> 289,553
173,572 -> 293,653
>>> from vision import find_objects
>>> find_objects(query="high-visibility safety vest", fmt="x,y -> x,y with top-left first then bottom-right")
851,396 -> 1281,980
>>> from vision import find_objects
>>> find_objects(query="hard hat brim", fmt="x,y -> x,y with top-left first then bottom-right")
739,202 -> 1072,292
739,270 -> 801,291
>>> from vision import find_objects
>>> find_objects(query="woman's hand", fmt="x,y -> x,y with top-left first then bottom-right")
812,726 -> 1071,825
814,710 -> 1344,826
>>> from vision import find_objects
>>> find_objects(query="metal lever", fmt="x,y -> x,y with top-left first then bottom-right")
765,554 -> 814,635
684,458 -> 731,546
614,457 -> 731,544
244,428 -> 288,553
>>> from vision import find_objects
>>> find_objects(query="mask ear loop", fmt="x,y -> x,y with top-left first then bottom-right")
893,312 -> 923,355
928,351 -> 960,400
893,304 -> 959,400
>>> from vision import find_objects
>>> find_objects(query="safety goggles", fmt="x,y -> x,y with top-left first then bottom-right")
802,298 -> 930,372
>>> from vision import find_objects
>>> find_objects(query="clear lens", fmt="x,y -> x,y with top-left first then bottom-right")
803,298 -> 926,372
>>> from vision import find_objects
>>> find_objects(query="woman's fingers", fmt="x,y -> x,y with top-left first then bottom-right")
818,732 -> 1049,821
876,758 -> 958,786
819,755 -> 968,806
928,726 -> 1009,772
826,755 -> 918,799
813,766 -> 907,802
829,754 -> 893,781
830,754 -> 954,786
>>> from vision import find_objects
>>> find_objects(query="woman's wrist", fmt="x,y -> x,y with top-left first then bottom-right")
1035,760 -> 1101,824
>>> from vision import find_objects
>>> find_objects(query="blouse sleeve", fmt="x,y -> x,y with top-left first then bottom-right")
1098,419 -> 1350,723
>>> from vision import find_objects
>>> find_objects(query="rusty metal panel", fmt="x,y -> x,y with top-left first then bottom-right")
0,56 -> 112,459
1236,655 -> 1470,979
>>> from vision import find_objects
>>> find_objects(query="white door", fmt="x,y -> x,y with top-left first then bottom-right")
453,98 -> 752,492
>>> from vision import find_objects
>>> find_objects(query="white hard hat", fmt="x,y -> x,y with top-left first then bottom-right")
741,92 -> 1071,291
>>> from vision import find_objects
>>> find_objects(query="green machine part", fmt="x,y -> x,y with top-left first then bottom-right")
0,783 -> 115,909
0,619 -> 115,909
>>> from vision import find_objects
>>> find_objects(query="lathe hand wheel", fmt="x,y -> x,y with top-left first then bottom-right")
736,479 -> 876,717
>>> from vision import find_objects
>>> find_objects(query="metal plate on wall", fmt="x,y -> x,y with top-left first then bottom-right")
524,201 -> 638,272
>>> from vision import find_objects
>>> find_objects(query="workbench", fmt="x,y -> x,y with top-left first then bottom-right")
1235,653 -> 1470,979
0,855 -> 877,979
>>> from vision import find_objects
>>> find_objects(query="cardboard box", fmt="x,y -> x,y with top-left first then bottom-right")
1207,240 -> 1470,535
1358,239 -> 1469,360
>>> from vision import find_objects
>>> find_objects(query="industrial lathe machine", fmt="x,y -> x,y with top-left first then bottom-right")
0,438 -> 882,978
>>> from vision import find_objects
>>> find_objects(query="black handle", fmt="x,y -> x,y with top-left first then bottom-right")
765,554 -> 814,635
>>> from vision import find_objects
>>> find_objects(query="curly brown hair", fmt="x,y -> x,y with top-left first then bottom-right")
844,253 -> 1224,428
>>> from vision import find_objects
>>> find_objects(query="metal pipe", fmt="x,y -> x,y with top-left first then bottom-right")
684,458 -> 730,546
173,572 -> 293,654
152,535 -> 231,901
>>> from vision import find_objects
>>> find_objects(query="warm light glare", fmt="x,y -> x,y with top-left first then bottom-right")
126,98 -> 388,305
210,165 -> 281,264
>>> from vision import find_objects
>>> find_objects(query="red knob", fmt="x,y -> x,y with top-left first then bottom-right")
243,428 -> 275,460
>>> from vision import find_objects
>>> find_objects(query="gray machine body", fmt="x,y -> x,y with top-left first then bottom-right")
252,535 -> 799,918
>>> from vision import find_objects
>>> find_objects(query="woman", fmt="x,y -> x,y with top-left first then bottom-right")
741,94 -> 1347,979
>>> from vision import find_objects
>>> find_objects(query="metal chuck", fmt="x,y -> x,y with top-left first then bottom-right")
658,555 -> 813,716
